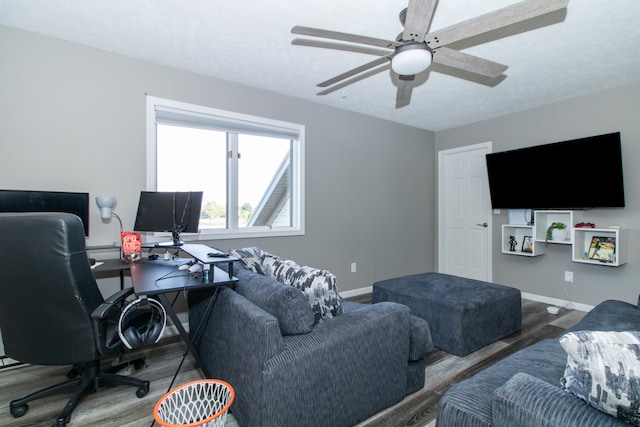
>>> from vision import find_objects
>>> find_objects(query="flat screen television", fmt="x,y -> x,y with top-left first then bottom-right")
485,132 -> 625,209
0,189 -> 90,235
133,191 -> 203,245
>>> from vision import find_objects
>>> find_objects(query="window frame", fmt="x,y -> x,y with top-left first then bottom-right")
146,96 -> 305,240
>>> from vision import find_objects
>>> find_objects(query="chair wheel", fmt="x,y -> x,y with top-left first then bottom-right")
136,383 -> 150,398
10,403 -> 28,418
133,359 -> 145,370
54,415 -> 69,426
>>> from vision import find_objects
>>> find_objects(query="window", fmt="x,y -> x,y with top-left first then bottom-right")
146,96 -> 305,239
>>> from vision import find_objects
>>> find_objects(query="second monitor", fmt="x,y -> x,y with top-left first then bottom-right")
134,191 -> 203,246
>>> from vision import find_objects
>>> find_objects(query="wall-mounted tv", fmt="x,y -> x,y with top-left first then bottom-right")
485,132 -> 625,209
0,189 -> 90,235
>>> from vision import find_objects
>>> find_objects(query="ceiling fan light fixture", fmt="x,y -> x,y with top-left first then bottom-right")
391,43 -> 432,76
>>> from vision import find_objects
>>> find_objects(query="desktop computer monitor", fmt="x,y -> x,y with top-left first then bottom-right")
0,189 -> 90,236
133,191 -> 203,246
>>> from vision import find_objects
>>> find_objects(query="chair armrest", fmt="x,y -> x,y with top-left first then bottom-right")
493,373 -> 625,426
91,287 -> 135,320
341,300 -> 432,361
410,314 -> 432,360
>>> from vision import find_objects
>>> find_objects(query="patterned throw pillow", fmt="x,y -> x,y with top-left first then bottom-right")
560,330 -> 640,426
230,247 -> 266,275
263,253 -> 342,322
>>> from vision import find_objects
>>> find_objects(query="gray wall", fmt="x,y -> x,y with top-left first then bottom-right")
4,23 -> 636,308
436,81 -> 640,306
0,25 -> 436,294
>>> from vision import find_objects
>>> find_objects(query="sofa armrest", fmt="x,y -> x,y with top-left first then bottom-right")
410,314 -> 432,360
493,373 -> 625,427
568,299 -> 640,332
342,300 -> 432,361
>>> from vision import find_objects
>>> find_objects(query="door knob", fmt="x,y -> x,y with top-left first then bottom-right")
477,222 -> 488,227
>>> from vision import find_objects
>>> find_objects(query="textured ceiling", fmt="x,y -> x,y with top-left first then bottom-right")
1,0 -> 639,131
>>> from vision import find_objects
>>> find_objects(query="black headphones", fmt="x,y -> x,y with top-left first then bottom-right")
118,297 -> 166,350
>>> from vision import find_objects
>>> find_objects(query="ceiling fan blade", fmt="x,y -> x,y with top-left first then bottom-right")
292,38 -> 390,57
317,55 -> 391,88
396,76 -> 415,108
425,0 -> 569,49
317,64 -> 390,96
403,0 -> 438,42
432,47 -> 508,78
292,25 -> 400,49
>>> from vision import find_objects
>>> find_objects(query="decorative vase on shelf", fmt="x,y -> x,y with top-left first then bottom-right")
551,228 -> 568,241
546,222 -> 568,242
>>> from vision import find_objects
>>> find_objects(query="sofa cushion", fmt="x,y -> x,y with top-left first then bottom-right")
230,247 -> 267,275
560,330 -> 640,426
234,266 -> 316,335
263,253 -> 342,322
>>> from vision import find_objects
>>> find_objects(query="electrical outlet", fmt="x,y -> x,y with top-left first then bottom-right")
564,271 -> 573,283
350,262 -> 357,273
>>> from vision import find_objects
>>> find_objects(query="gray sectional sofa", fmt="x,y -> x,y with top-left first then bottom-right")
188,248 -> 432,427
437,297 -> 640,426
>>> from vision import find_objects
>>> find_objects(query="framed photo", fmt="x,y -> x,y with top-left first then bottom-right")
521,236 -> 533,253
588,236 -> 616,263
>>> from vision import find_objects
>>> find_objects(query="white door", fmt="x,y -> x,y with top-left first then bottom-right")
438,142 -> 492,281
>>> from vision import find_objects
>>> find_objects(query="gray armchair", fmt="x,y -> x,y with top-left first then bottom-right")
188,261 -> 432,427
0,212 -> 150,427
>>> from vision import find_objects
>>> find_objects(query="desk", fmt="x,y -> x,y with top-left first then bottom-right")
92,259 -> 130,289
91,244 -> 234,290
129,257 -> 238,378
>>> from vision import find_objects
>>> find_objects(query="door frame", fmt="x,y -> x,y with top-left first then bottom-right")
437,142 -> 493,281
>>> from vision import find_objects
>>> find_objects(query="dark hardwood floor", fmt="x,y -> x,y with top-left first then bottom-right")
0,298 -> 584,427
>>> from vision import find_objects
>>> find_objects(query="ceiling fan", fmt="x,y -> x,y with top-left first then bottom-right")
292,0 -> 569,108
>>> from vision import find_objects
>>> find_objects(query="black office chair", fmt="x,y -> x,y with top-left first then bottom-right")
0,212 -> 150,426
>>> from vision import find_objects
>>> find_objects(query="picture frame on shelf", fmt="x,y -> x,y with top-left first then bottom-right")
588,236 -> 616,263
521,236 -> 533,253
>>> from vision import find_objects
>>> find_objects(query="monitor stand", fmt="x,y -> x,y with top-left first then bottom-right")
171,231 -> 183,246
142,231 -> 183,248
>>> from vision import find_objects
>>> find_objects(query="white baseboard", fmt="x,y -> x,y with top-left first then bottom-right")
521,292 -> 594,312
339,286 -> 595,313
339,286 -> 372,299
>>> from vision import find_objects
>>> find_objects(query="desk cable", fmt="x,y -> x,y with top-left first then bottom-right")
149,286 -> 221,427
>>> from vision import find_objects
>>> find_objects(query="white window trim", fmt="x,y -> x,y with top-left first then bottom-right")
146,96 -> 305,240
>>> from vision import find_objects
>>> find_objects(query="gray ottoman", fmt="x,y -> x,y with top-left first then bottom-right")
372,272 -> 521,356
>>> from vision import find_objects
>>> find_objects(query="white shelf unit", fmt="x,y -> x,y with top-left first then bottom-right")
533,210 -> 583,245
502,225 -> 544,257
499,210 -> 627,267
572,227 -> 627,267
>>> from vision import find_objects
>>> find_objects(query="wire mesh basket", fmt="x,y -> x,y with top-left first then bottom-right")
154,379 -> 235,427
